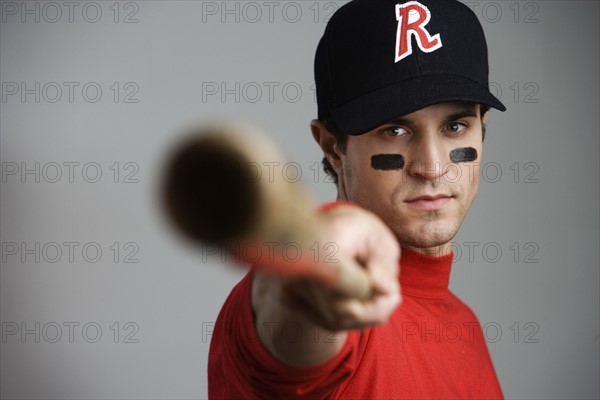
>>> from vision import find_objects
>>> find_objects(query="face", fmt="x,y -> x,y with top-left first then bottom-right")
335,102 -> 486,255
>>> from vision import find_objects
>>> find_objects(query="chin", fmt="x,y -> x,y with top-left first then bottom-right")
399,234 -> 453,250
394,219 -> 460,249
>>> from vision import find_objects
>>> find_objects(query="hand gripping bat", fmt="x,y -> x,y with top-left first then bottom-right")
161,121 -> 372,300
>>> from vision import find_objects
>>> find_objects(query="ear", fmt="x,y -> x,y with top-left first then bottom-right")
481,108 -> 489,125
479,107 -> 490,142
310,119 -> 344,174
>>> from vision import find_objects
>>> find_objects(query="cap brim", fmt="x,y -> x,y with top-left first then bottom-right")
331,74 -> 506,135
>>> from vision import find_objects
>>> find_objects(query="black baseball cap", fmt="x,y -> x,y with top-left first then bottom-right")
315,0 -> 506,135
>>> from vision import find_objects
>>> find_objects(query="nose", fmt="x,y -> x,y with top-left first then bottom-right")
405,134 -> 448,181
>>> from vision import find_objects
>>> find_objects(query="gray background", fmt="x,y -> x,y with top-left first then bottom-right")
1,0 -> 598,398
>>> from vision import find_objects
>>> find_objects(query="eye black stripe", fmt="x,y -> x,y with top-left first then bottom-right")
371,154 -> 405,170
449,147 -> 478,163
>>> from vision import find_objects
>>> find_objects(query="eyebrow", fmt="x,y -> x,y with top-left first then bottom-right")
441,110 -> 479,125
386,108 -> 479,127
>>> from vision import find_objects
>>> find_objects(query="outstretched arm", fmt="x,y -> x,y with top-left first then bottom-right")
252,203 -> 402,367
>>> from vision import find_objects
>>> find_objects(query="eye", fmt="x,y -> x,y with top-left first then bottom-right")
381,126 -> 408,137
445,122 -> 468,135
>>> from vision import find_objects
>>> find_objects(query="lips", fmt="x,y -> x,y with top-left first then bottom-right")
407,194 -> 450,201
405,194 -> 453,210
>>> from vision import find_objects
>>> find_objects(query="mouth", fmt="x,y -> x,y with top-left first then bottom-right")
404,194 -> 453,210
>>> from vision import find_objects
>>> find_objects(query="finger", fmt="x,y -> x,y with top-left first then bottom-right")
367,260 -> 401,297
365,221 -> 401,278
332,288 -> 401,329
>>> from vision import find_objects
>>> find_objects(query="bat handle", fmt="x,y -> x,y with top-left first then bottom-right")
333,257 -> 373,300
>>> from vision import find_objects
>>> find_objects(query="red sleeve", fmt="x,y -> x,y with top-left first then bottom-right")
208,269 -> 367,399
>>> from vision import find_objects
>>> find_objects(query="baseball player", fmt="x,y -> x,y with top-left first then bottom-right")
209,0 -> 506,398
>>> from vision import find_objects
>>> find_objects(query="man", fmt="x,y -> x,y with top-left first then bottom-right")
209,0 -> 506,398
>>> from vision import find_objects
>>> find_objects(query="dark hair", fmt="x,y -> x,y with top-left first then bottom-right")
320,104 -> 491,185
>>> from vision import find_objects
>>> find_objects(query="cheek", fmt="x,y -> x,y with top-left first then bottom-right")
342,148 -> 397,201
459,160 -> 481,203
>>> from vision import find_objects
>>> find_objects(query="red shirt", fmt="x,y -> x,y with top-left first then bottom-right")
208,248 -> 503,399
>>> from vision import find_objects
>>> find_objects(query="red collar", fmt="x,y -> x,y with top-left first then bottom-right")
399,248 -> 453,299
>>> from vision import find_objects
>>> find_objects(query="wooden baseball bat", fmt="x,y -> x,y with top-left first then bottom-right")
161,121 -> 372,300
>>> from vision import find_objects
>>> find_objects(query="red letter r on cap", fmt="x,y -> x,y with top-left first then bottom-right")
395,1 -> 443,62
